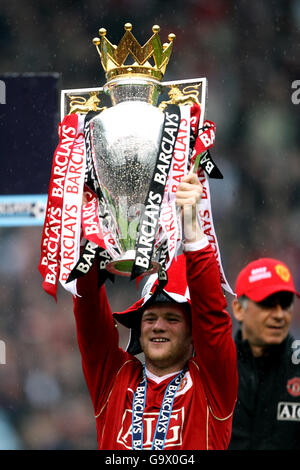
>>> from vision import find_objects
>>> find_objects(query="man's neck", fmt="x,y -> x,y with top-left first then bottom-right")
249,343 -> 265,358
145,359 -> 188,377
145,367 -> 180,383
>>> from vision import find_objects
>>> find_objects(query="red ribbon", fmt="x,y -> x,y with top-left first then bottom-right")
81,184 -> 106,249
38,114 -> 79,300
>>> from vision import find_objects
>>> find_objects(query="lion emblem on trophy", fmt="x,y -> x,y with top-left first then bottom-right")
159,84 -> 201,110
68,91 -> 106,115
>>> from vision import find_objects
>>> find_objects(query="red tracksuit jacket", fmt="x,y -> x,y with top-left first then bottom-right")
73,243 -> 238,450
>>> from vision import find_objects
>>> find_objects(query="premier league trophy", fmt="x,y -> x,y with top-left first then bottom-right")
88,25 -> 176,278
39,23 -> 232,300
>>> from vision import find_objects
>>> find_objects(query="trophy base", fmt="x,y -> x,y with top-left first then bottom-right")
106,250 -> 160,277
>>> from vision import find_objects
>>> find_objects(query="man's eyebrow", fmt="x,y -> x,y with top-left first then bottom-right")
142,310 -> 182,319
165,312 -> 182,319
142,311 -> 157,317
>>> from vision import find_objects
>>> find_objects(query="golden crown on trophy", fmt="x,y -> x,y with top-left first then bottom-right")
92,23 -> 176,82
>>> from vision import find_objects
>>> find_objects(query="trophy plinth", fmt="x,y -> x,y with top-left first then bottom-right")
105,250 -> 160,277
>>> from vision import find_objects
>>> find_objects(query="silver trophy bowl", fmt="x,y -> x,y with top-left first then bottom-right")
90,77 -> 165,276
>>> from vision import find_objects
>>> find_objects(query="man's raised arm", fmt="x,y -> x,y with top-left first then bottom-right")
73,257 -> 127,413
176,173 -> 238,418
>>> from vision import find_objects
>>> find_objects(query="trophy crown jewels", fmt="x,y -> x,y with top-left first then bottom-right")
92,23 -> 176,82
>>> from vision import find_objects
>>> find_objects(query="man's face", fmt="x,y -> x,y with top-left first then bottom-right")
234,292 -> 293,351
139,302 -> 193,375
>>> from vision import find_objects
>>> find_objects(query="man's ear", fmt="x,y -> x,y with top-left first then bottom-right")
232,298 -> 245,323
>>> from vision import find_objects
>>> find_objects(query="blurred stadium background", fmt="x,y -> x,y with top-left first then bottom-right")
0,0 -> 299,449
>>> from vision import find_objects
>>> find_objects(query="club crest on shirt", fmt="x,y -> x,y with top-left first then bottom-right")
178,377 -> 188,393
286,377 -> 300,397
117,407 -> 185,449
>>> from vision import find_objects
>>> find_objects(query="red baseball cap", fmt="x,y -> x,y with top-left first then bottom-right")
235,257 -> 300,302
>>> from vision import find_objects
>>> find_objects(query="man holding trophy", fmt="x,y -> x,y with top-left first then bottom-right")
74,170 -> 238,450
39,23 -> 238,450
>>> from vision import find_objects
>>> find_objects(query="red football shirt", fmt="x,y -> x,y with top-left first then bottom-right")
73,243 -> 238,450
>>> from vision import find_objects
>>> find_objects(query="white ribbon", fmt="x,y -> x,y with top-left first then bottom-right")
59,114 -> 86,295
